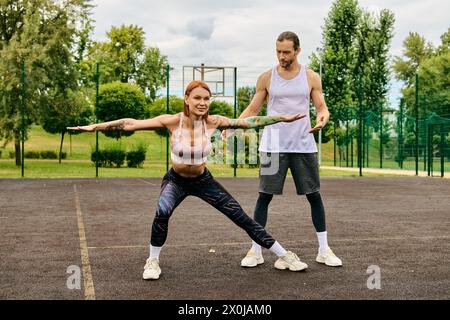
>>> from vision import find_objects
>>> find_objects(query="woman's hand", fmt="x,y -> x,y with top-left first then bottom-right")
66,124 -> 96,132
280,113 -> 306,122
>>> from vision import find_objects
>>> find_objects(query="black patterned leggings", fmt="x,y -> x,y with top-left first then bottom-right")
151,168 -> 276,249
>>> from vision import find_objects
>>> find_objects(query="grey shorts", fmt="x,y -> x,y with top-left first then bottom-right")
259,152 -> 320,195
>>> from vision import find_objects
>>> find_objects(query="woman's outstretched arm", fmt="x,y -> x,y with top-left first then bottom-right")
67,115 -> 175,132
213,113 -> 306,130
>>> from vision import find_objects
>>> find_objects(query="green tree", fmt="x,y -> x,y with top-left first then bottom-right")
436,28 -> 450,55
354,9 -> 395,115
0,0 -> 92,165
137,47 -> 168,101
97,82 -> 146,139
393,32 -> 434,87
309,0 -> 362,147
146,96 -> 184,118
74,9 -> 95,87
418,29 -> 450,117
311,0 -> 360,122
40,90 -> 93,162
419,52 -> 450,117
107,24 -> 145,83
310,1 -> 395,119
393,32 -> 434,147
209,100 -> 233,118
237,86 -> 267,116
394,29 -> 450,119
86,24 -> 168,101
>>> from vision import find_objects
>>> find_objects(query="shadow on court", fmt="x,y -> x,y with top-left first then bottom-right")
1,176 -> 449,300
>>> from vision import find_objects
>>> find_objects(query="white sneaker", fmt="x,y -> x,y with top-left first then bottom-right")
316,247 -> 342,267
274,251 -> 308,271
241,249 -> 264,267
143,257 -> 161,280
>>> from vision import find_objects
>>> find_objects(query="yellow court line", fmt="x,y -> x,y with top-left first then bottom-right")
73,184 -> 96,300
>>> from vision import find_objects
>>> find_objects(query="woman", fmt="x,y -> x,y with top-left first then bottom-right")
68,80 -> 308,280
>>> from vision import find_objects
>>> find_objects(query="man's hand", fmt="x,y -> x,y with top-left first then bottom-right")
309,116 -> 326,133
67,125 -> 96,132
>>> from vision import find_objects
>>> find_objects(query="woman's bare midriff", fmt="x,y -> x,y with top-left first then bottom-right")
172,162 -> 206,178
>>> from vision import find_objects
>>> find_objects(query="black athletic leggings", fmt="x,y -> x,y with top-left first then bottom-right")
151,168 -> 276,248
254,191 -> 326,232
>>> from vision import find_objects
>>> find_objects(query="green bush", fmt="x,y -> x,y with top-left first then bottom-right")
91,150 -> 106,167
126,147 -> 146,168
39,151 -> 58,159
91,146 -> 146,168
394,153 -> 407,164
97,82 -> 147,140
109,149 -> 126,168
19,150 -> 66,160
91,148 -> 126,168
25,151 -> 41,159
209,100 -> 233,118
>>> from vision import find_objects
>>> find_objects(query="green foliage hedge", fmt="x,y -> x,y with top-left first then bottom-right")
91,146 -> 146,168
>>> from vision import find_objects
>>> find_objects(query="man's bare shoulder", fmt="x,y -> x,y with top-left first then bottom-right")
306,68 -> 321,87
259,68 -> 271,80
257,69 -> 272,89
306,67 -> 320,79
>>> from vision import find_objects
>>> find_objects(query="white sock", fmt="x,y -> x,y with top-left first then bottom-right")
149,245 -> 162,260
251,241 -> 262,254
317,231 -> 329,253
269,241 -> 287,257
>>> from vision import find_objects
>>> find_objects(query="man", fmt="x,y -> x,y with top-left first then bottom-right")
239,31 -> 342,268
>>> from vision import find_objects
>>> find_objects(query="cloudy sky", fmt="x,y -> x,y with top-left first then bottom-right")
90,0 -> 449,105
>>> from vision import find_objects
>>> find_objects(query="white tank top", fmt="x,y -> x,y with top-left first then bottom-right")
259,64 -> 317,153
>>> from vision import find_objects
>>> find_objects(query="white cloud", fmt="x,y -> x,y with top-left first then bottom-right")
90,0 -> 450,103
186,17 -> 215,41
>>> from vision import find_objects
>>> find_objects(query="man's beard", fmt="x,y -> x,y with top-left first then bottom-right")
280,59 -> 294,69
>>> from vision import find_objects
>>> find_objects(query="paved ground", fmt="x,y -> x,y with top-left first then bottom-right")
1,176 -> 449,301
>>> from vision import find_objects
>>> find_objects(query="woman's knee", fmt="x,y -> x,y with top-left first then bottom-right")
155,199 -> 175,219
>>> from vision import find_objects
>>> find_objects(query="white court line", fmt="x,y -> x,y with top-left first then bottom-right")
73,185 -> 96,300
138,179 -> 157,186
87,235 -> 450,250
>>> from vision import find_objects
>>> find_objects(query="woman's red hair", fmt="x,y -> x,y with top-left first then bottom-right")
184,80 -> 211,119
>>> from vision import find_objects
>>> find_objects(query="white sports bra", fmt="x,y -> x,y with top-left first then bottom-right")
170,113 -> 212,165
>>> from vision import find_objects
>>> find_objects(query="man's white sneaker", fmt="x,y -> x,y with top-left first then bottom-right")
241,249 -> 264,267
143,257 -> 161,280
316,247 -> 342,267
274,251 -> 308,271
